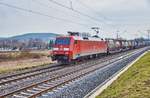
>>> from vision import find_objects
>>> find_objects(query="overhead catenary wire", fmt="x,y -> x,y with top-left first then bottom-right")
76,0 -> 111,21
32,0 -> 99,25
75,0 -> 150,28
0,1 -> 90,27
48,0 -> 107,24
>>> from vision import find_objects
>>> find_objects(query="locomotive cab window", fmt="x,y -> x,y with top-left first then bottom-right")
55,38 -> 70,45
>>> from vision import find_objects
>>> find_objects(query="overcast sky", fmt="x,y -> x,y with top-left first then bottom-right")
0,0 -> 150,39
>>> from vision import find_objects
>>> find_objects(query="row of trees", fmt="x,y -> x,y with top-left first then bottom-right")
0,38 -> 54,50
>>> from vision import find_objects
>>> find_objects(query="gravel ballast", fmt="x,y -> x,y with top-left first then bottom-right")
39,48 -> 148,98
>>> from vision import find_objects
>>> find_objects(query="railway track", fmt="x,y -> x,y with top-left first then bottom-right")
0,64 -> 66,88
0,49 -> 143,98
0,63 -> 62,80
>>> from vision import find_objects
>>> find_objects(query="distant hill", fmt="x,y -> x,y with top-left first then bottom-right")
2,33 -> 60,42
0,37 -> 6,40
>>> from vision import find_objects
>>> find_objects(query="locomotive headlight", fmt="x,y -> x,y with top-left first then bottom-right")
64,48 -> 69,51
65,52 -> 69,54
53,48 -> 59,51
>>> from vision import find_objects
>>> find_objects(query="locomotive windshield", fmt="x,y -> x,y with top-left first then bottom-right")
55,38 -> 70,45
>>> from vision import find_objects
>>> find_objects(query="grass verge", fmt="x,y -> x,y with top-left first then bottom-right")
96,51 -> 150,98
0,61 -> 52,74
0,51 -> 46,62
0,50 -> 53,74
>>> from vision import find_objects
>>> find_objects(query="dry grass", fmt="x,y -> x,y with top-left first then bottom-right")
0,50 -> 50,62
96,51 -> 150,98
0,50 -> 53,73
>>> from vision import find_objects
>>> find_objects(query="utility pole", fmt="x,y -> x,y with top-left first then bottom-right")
116,30 -> 119,39
147,30 -> 150,40
69,0 -> 73,10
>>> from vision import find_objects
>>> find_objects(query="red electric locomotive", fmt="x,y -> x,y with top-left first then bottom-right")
51,32 -> 147,64
52,32 -> 108,63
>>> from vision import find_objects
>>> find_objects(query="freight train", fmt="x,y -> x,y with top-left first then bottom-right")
51,32 -> 149,64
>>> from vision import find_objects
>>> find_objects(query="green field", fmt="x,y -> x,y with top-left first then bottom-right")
96,51 -> 150,98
